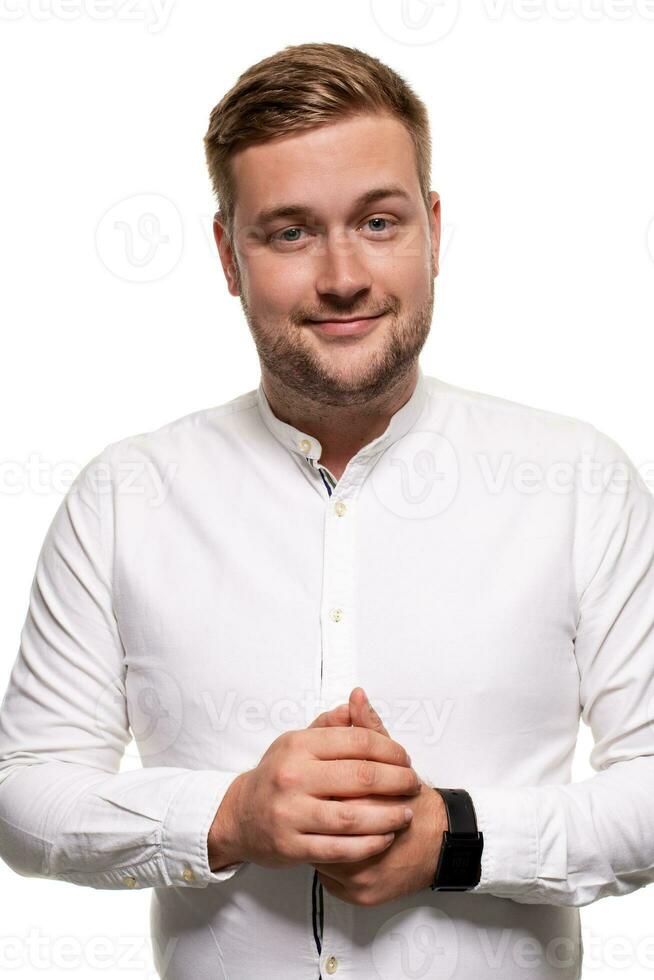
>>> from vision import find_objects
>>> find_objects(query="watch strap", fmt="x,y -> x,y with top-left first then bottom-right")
430,787 -> 483,891
437,787 -> 479,834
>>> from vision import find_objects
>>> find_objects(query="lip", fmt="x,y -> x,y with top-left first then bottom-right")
307,314 -> 384,337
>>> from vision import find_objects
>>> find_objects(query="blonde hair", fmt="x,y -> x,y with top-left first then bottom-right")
203,42 -> 432,247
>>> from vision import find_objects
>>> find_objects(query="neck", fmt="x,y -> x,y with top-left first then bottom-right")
260,363 -> 420,481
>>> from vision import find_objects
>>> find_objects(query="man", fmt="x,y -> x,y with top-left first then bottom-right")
1,41 -> 653,980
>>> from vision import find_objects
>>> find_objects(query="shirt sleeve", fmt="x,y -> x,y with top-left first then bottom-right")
0,449 -> 248,891
465,423 -> 654,907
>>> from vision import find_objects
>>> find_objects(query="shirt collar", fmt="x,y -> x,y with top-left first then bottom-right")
256,363 -> 428,463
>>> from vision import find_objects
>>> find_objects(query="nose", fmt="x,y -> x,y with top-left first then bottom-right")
314,227 -> 373,303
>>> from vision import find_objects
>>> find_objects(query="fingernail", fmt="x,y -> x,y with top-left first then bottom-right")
384,833 -> 395,845
404,808 -> 414,822
406,754 -> 412,766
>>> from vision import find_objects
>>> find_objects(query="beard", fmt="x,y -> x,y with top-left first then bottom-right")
237,271 -> 434,409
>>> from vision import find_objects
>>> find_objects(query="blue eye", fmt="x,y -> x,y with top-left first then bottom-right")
366,217 -> 391,232
268,217 -> 397,245
271,227 -> 305,243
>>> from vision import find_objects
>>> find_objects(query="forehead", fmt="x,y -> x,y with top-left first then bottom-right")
231,112 -> 421,224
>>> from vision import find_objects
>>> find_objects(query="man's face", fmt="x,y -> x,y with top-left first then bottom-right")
213,112 -> 440,405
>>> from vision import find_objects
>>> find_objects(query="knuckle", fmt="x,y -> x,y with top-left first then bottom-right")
348,872 -> 365,890
337,805 -> 358,830
354,869 -> 372,890
309,801 -> 323,829
351,726 -> 372,754
357,759 -> 376,787
325,839 -> 346,862
274,764 -> 297,791
358,889 -> 380,907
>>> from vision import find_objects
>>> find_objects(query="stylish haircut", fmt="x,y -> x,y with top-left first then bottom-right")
203,42 -> 432,248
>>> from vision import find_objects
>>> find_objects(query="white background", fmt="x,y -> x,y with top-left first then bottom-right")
1,1 -> 653,977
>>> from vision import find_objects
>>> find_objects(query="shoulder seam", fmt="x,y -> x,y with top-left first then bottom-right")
424,376 -> 593,428
95,390 -> 260,461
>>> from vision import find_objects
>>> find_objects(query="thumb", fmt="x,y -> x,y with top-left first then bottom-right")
349,686 -> 391,738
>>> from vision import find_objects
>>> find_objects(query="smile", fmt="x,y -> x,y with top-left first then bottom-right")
307,314 -> 385,337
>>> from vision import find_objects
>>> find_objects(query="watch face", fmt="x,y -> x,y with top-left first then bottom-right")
434,833 -> 483,889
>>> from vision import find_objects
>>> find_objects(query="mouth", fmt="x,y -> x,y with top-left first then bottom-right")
306,313 -> 385,338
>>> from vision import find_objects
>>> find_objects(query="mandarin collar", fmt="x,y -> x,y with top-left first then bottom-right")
256,364 -> 428,463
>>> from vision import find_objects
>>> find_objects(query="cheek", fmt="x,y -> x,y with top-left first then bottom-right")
246,256 -> 312,315
365,242 -> 431,293
388,225 -> 434,282
390,260 -> 432,308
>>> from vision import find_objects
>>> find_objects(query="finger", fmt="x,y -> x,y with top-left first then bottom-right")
304,726 -> 411,767
326,792 -> 412,809
305,758 -> 421,798
300,831 -> 396,864
348,687 -> 371,732
298,798 -> 413,836
349,686 -> 391,738
308,702 -> 351,729
316,872 -> 360,905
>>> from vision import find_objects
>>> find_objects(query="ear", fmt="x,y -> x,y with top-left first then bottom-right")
428,191 -> 441,279
212,212 -> 241,296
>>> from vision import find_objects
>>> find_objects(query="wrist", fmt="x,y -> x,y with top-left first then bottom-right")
423,786 -> 448,888
207,771 -> 249,871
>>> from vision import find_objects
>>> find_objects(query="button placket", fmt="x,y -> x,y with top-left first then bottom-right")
320,495 -> 358,707
317,488 -> 359,973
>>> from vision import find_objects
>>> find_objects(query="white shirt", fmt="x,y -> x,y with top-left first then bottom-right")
1,364 -> 654,980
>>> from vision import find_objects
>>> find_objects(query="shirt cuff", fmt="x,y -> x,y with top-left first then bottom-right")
162,769 -> 249,887
466,786 -> 568,898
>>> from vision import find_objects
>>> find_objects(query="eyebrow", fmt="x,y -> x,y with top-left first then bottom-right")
252,185 -> 412,227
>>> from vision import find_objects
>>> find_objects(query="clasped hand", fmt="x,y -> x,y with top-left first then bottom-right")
309,686 -> 446,907
209,687 -> 447,907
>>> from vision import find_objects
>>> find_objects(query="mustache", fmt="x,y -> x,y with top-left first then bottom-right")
300,301 -> 397,323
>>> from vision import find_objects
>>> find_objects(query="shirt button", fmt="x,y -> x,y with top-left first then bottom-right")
334,500 -> 347,516
182,866 -> 195,882
122,876 -> 138,888
325,955 -> 338,973
299,438 -> 312,453
330,608 -> 343,622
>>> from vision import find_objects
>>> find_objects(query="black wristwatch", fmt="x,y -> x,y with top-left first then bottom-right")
430,788 -> 484,891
